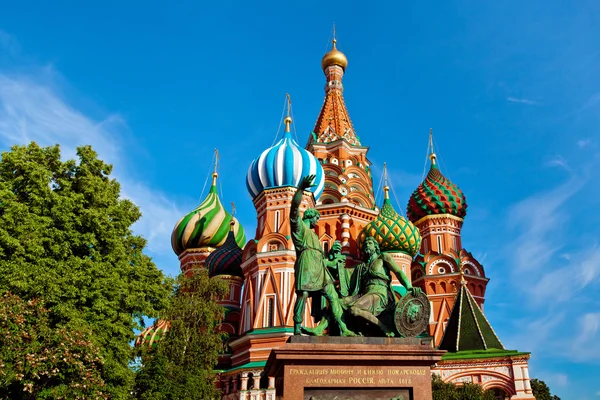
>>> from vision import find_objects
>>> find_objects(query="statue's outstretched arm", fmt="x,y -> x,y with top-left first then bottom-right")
383,253 -> 412,289
291,174 -> 315,224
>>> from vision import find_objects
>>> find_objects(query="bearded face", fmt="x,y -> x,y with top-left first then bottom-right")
364,239 -> 378,257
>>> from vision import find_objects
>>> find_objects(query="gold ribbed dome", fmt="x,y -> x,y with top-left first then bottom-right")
321,39 -> 348,71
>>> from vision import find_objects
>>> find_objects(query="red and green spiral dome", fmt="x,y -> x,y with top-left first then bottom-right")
407,161 -> 467,222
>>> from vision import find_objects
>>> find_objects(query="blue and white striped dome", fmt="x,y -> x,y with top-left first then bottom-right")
246,130 -> 325,200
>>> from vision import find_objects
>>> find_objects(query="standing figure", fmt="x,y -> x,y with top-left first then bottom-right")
345,236 -> 423,336
290,175 -> 355,336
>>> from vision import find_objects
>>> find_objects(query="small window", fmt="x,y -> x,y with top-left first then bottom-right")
453,236 -> 458,250
267,297 -> 275,327
323,241 -> 330,255
274,211 -> 280,233
437,236 -> 443,252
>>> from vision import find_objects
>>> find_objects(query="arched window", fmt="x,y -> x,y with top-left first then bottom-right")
453,236 -> 458,250
266,297 -> 275,327
274,211 -> 280,233
323,241 -> 330,256
437,236 -> 443,252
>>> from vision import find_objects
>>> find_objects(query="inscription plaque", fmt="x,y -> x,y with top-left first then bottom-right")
304,388 -> 411,400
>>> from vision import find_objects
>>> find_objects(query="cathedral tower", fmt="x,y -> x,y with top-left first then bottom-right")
407,133 -> 489,346
233,111 -> 324,368
306,39 -> 378,262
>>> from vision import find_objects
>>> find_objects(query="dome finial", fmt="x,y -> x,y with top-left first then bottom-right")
212,148 -> 219,186
383,162 -> 390,200
429,128 -> 437,165
321,29 -> 348,72
284,93 -> 292,133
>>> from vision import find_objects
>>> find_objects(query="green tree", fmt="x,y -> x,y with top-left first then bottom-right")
0,292 -> 107,399
133,271 -> 228,400
432,374 -> 495,400
531,378 -> 561,400
0,143 -> 171,398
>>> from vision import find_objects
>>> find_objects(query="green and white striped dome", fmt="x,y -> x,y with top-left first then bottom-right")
171,173 -> 246,255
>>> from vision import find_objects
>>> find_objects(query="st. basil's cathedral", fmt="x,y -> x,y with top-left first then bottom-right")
137,39 -> 537,400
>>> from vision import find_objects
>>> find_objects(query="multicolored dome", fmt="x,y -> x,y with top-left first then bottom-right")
358,187 -> 422,257
171,174 -> 246,255
246,117 -> 324,200
205,222 -> 243,278
406,156 -> 467,222
135,320 -> 170,348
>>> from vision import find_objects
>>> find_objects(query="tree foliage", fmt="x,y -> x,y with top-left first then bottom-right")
530,378 -> 561,400
432,374 -> 495,400
133,271 -> 228,400
0,142 -> 171,398
0,292 -> 107,399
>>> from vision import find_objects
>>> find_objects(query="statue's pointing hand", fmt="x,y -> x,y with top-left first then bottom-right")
299,175 -> 316,191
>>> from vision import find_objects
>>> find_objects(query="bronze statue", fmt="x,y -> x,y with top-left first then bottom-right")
332,236 -> 423,337
290,175 -> 356,336
290,175 -> 428,338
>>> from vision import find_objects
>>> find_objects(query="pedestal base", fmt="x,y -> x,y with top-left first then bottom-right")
265,336 -> 445,400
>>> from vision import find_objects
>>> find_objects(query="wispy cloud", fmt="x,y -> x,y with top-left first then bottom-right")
544,155 -> 571,171
0,29 -> 20,56
577,139 -> 593,148
569,313 -> 600,362
0,72 -> 184,271
507,96 -> 540,105
508,177 -> 584,273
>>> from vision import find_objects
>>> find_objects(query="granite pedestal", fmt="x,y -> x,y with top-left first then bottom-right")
265,336 -> 445,400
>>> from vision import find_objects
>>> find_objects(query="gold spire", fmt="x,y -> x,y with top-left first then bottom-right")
212,148 -> 219,185
383,162 -> 390,199
428,128 -> 437,165
284,93 -> 292,132
321,37 -> 348,71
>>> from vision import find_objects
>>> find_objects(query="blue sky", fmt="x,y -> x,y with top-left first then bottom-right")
1,1 -> 599,398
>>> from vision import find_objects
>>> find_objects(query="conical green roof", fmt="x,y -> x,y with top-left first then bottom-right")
439,280 -> 504,352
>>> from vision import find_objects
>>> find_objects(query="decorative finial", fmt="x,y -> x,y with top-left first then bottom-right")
231,202 -> 236,217
284,93 -> 292,132
428,128 -> 437,165
459,264 -> 467,286
212,148 -> 219,185
383,162 -> 390,199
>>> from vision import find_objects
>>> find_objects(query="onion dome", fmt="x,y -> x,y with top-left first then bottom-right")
205,221 -> 243,278
135,320 -> 170,348
322,39 -> 348,71
246,116 -> 325,200
358,186 -> 422,257
171,173 -> 246,255
407,153 -> 467,223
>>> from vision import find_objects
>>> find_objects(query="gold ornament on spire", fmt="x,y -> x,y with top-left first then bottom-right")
322,38 -> 348,71
212,148 -> 219,185
383,162 -> 390,199
284,93 -> 292,132
428,128 -> 437,165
